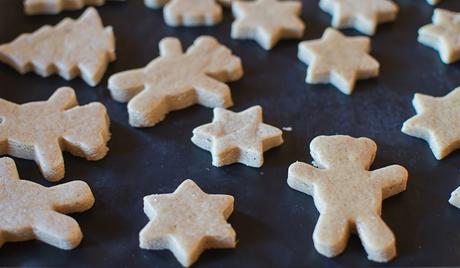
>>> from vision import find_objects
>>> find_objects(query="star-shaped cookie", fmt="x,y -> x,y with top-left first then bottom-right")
139,179 -> 235,267
231,0 -> 305,50
418,9 -> 460,64
402,87 -> 460,160
319,0 -> 398,35
191,105 -> 283,167
298,28 -> 379,95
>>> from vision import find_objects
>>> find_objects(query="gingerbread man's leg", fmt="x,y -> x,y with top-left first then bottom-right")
127,88 -> 169,127
194,76 -> 233,108
34,140 -> 65,181
32,211 -> 83,250
313,213 -> 350,257
355,213 -> 396,262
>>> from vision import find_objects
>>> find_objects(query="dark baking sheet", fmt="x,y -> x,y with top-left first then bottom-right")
1,0 -> 460,267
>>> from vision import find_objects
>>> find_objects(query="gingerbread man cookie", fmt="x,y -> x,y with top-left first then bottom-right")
402,87 -> 460,160
191,105 -> 283,167
108,36 -> 243,128
231,0 -> 305,50
0,87 -> 111,181
0,8 -> 115,86
287,135 -> 408,262
0,157 -> 95,250
319,0 -> 398,35
298,28 -> 379,94
139,179 -> 235,267
418,9 -> 460,64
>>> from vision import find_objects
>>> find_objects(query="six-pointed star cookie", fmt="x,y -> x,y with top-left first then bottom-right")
231,0 -> 305,50
418,9 -> 460,64
402,87 -> 460,160
298,28 -> 379,95
191,105 -> 284,167
139,179 -> 236,267
319,0 -> 398,35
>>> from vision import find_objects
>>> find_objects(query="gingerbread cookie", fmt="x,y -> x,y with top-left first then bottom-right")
0,87 -> 111,181
191,105 -> 283,167
287,135 -> 408,262
0,157 -> 95,250
139,179 -> 235,267
144,0 -> 226,26
108,36 -> 243,128
0,8 -> 115,86
319,0 -> 398,35
231,0 -> 305,50
24,0 -> 125,15
298,28 -> 379,94
418,9 -> 460,64
402,87 -> 460,160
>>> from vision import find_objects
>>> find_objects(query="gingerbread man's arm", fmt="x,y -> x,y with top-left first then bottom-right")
0,157 -> 20,180
370,165 -> 408,199
287,161 -> 320,196
159,37 -> 183,57
48,87 -> 78,110
29,180 -> 95,249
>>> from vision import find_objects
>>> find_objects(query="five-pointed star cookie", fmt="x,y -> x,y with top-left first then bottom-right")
139,179 -> 236,267
0,8 -> 115,86
319,0 -> 398,35
298,28 -> 379,95
191,105 -> 284,167
108,36 -> 243,128
0,87 -> 111,181
402,87 -> 460,160
24,0 -> 125,15
418,9 -> 460,64
231,0 -> 305,50
287,135 -> 408,262
0,157 -> 95,250
144,0 -> 229,27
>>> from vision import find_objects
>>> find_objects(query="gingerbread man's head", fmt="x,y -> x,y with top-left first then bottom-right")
310,135 -> 377,170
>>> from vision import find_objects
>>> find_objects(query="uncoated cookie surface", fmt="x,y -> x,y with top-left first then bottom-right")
231,0 -> 305,50
402,87 -> 460,160
24,0 -> 125,15
108,36 -> 243,128
191,105 -> 283,167
144,0 -> 226,26
298,28 -> 379,95
0,8 -> 115,86
319,0 -> 398,35
139,179 -> 235,267
287,135 -> 408,262
0,87 -> 111,181
0,157 -> 95,250
418,9 -> 460,64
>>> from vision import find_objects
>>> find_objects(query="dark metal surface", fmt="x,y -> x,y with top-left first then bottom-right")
1,0 -> 460,267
